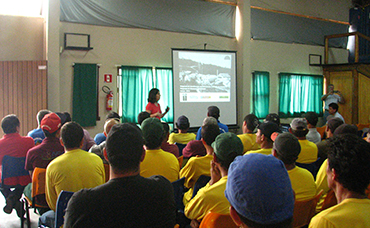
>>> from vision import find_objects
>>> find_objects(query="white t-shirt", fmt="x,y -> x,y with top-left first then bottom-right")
324,94 -> 341,110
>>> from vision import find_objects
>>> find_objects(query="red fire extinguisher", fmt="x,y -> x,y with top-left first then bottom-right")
103,86 -> 113,111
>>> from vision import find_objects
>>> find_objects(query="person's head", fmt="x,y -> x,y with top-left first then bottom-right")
211,132 -> 243,170
1,114 -> 20,134
367,128 -> 370,143
147,88 -> 160,103
62,112 -> 72,125
162,122 -> 170,141
176,115 -> 190,131
333,124 -> 358,136
243,114 -> 259,133
60,121 -> 84,149
304,112 -> 318,127
106,111 -> 120,121
41,113 -> 62,137
328,103 -> 339,115
256,122 -> 280,145
328,84 -> 334,92
327,134 -> 370,195
272,132 -> 301,165
207,106 -> 220,120
225,153 -> 294,228
103,118 -> 120,136
265,113 -> 280,126
105,123 -> 144,174
36,110 -> 51,126
326,118 -> 344,138
137,111 -> 150,125
141,117 -> 164,149
289,118 -> 309,138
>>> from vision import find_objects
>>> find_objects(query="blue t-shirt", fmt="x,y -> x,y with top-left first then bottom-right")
195,120 -> 228,140
94,133 -> 106,145
27,128 -> 45,145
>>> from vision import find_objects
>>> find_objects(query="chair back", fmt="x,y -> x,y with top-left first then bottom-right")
356,123 -> 370,131
192,175 -> 211,198
55,190 -> 74,228
292,190 -> 323,228
296,162 -> 317,178
321,189 -> 337,211
171,177 -> 185,212
175,143 -> 187,156
104,163 -> 110,182
177,155 -> 183,169
1,155 -> 30,186
316,126 -> 326,140
31,167 -> 48,207
199,212 -> 238,228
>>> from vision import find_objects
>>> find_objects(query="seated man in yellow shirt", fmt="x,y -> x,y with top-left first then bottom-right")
247,122 -> 279,156
238,114 -> 260,153
180,117 -> 220,206
272,132 -> 316,200
184,132 -> 244,228
140,118 -> 179,183
310,134 -> 370,228
168,115 -> 196,144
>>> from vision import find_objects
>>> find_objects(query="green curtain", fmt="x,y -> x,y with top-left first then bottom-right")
252,71 -> 270,119
120,66 -> 153,123
155,68 -> 174,123
72,63 -> 98,127
279,73 -> 323,118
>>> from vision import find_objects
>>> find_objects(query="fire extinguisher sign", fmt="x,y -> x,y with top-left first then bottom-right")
104,74 -> 112,83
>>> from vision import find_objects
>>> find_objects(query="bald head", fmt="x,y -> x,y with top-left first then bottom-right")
104,118 -> 120,136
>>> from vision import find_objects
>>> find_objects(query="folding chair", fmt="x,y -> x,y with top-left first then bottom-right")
292,190 -> 323,228
192,175 -> 211,199
175,143 -> 187,157
177,155 -> 183,169
199,212 -> 238,228
104,163 -> 110,182
55,190 -> 74,228
1,155 -> 31,228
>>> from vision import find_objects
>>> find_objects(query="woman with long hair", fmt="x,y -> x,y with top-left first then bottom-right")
146,88 -> 169,120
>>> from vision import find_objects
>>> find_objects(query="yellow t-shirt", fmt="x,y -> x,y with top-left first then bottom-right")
309,198 -> 370,228
46,149 -> 105,211
316,159 -> 330,212
296,139 -> 318,164
246,148 -> 272,156
288,166 -> 316,201
237,133 -> 260,154
180,154 -> 212,206
140,149 -> 179,183
168,132 -> 196,145
185,176 -> 230,221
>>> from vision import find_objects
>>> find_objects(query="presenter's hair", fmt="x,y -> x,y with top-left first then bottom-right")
148,88 -> 160,103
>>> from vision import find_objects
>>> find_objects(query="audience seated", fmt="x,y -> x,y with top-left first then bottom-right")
24,113 -> 64,214
0,114 -> 34,217
39,121 -> 105,227
161,122 -> 180,157
185,132 -> 243,228
180,118 -> 220,206
93,111 -> 120,145
327,102 -> 345,123
140,118 -> 179,182
246,122 -> 279,155
304,112 -> 321,143
265,113 -> 288,133
237,114 -> 260,153
272,132 -> 316,200
27,109 -> 51,145
289,118 -> 318,164
169,115 -> 196,144
225,153 -> 294,228
64,123 -> 176,227
89,118 -> 120,163
309,134 -> 370,227
196,106 -> 228,140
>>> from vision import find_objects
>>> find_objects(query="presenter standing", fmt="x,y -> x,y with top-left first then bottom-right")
146,88 -> 170,120
321,84 -> 345,121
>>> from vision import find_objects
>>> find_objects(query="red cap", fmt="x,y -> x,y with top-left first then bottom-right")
41,113 -> 61,133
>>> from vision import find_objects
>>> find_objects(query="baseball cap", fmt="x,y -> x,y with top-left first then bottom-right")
141,117 -> 164,142
272,132 -> 301,160
211,132 -> 243,163
41,113 -> 61,134
257,122 -> 280,140
176,115 -> 190,129
290,118 -> 307,131
225,153 -> 294,225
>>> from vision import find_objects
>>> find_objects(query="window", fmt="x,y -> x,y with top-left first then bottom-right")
252,71 -> 269,119
278,73 -> 323,118
0,0 -> 44,17
118,66 -> 173,123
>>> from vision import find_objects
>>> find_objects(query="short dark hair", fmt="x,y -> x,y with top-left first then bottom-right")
201,123 -> 220,146
328,103 -> 339,112
147,88 -> 159,103
162,122 -> 170,135
37,110 -> 50,126
327,118 -> 344,133
43,129 -> 58,138
265,113 -> 280,126
244,114 -> 259,131
327,134 -> 370,194
106,111 -> 120,120
63,112 -> 72,123
138,111 -> 150,125
237,211 -> 293,228
1,114 -> 20,134
304,112 -> 318,126
106,123 -> 144,173
207,106 -> 220,119
60,121 -> 84,149
290,128 -> 309,138
144,131 -> 163,149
